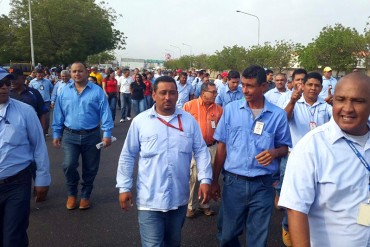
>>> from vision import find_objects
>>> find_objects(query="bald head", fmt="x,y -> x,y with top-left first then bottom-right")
333,72 -> 370,135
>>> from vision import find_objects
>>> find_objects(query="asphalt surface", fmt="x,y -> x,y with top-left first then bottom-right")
28,110 -> 285,247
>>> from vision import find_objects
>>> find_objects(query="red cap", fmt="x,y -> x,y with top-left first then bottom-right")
176,69 -> 182,73
221,71 -> 228,77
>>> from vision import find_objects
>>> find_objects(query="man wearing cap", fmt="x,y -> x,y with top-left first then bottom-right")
52,62 -> 114,210
0,67 -> 51,246
90,66 -> 103,86
215,72 -> 229,91
29,69 -> 53,136
215,70 -> 243,107
320,66 -> 337,104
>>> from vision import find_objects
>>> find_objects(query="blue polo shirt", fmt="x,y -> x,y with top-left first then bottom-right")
215,85 -> 244,107
29,78 -> 54,102
214,98 -> 292,177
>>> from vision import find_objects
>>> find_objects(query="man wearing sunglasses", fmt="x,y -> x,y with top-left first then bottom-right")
0,67 -> 51,247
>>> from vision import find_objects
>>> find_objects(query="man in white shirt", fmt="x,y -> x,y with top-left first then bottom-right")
319,66 -> 337,104
279,72 -> 370,247
264,73 -> 288,105
117,68 -> 133,122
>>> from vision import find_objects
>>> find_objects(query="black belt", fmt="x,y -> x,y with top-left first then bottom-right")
64,126 -> 99,135
0,166 -> 30,185
207,141 -> 218,147
223,170 -> 270,181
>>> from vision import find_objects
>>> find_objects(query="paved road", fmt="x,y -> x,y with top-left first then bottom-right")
28,113 -> 285,247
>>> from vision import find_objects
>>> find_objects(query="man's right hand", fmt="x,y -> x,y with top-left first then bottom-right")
211,181 -> 221,201
119,192 -> 133,212
290,85 -> 303,103
52,138 -> 61,149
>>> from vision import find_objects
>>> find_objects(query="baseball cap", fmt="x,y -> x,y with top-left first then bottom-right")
221,71 -> 228,77
0,67 -> 15,80
176,69 -> 182,73
323,67 -> 332,72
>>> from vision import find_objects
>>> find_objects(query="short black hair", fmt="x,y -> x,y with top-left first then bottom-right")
153,76 -> 177,92
304,72 -> 323,85
180,72 -> 187,77
36,69 -> 44,74
228,70 -> 240,80
242,65 -> 266,86
292,69 -> 307,80
123,68 -> 130,73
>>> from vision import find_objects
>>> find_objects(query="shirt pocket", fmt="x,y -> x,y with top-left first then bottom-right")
254,131 -> 274,153
178,132 -> 193,154
3,124 -> 28,146
140,134 -> 158,158
227,127 -> 246,149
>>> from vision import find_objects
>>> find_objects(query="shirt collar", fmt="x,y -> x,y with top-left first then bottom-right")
69,81 -> 92,89
226,86 -> 242,93
239,97 -> 273,114
297,95 -> 325,106
148,104 -> 182,118
327,118 -> 370,145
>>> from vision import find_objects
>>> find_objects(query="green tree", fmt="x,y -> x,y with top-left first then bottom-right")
269,40 -> 298,71
298,42 -> 320,71
301,24 -> 364,73
213,45 -> 248,71
86,51 -> 116,65
363,17 -> 370,70
2,0 -> 126,65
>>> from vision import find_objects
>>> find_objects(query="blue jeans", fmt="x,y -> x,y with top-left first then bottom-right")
108,94 -> 117,121
145,95 -> 153,110
138,205 -> 187,247
0,166 -> 32,247
276,155 -> 289,230
62,128 -> 101,199
120,93 -> 131,119
132,99 -> 145,116
220,173 -> 274,247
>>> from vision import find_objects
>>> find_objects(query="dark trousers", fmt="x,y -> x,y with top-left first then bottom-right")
0,167 -> 32,247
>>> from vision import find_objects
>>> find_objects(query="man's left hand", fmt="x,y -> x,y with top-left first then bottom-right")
255,149 -> 276,166
34,186 -> 49,202
198,184 -> 211,205
102,137 -> 112,148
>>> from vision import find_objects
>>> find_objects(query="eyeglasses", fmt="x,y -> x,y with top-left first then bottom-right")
205,90 -> 218,95
0,79 -> 11,88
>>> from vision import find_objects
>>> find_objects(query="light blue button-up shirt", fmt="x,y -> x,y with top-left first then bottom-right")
29,78 -> 54,102
213,98 -> 292,177
284,96 -> 332,147
215,85 -> 244,107
50,79 -> 72,103
52,81 -> 113,138
116,106 -> 212,210
176,82 -> 193,108
319,76 -> 338,99
264,87 -> 288,106
0,99 -> 51,186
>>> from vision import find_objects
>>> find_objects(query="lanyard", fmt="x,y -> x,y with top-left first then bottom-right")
157,115 -> 183,132
305,104 -> 317,122
343,137 -> 370,172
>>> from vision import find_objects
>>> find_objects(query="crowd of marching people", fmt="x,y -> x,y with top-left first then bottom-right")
0,62 -> 370,247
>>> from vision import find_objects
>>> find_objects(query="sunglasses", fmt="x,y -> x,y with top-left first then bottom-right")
0,79 -> 11,88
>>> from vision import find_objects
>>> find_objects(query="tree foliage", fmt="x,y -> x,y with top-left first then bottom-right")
86,51 -> 116,65
0,0 -> 126,65
299,24 -> 365,73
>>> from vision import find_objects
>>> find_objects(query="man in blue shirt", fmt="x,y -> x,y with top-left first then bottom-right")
117,76 -> 212,247
29,69 -> 54,136
215,70 -> 243,107
52,62 -> 114,210
0,68 -> 51,247
176,72 -> 194,108
50,70 -> 72,109
212,65 -> 291,247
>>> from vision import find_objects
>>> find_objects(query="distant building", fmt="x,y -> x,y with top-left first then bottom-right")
120,58 -> 165,70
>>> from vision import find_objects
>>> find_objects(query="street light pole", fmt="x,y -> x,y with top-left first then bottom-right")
28,0 -> 35,67
170,45 -> 182,58
182,43 -> 193,68
236,10 -> 260,46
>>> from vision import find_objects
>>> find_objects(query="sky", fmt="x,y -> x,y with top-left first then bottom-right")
1,0 -> 369,61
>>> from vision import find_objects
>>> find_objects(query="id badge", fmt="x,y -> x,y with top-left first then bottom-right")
40,85 -> 44,90
309,122 -> 317,131
211,120 -> 216,129
254,121 -> 264,135
357,203 -> 370,226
